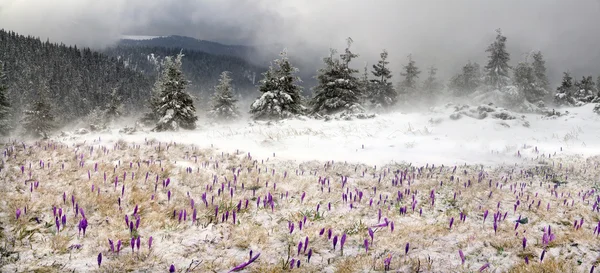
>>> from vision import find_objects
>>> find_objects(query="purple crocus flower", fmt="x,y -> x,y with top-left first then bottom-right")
459,249 -> 465,265
340,233 -> 347,253
540,249 -> 546,262
109,239 -> 114,252
149,236 -> 153,249
364,239 -> 369,253
131,237 -> 135,253
297,241 -> 303,256
116,240 -> 122,254
304,236 -> 309,253
479,263 -> 490,272
55,217 -> 60,232
307,248 -> 313,263
405,242 -> 409,255
333,235 -> 338,249
15,208 -> 21,220
229,252 -> 260,272
522,237 -> 527,249
136,237 -> 141,250
98,253 -> 102,267
169,264 -> 175,273
449,217 -> 454,230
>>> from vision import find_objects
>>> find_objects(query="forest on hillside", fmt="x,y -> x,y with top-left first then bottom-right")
0,29 -> 152,127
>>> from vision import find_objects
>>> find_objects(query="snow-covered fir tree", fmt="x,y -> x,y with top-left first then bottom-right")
153,53 -> 198,131
422,66 -> 442,103
141,64 -> 168,125
359,64 -> 371,105
250,51 -> 304,120
22,88 -> 55,138
209,71 -> 240,121
531,51 -> 549,91
597,75 -> 600,96
398,55 -> 421,103
369,50 -> 396,108
573,76 -> 597,103
514,61 -> 546,104
0,62 -> 12,135
484,29 -> 511,90
311,38 -> 362,114
104,88 -> 123,124
449,61 -> 482,96
554,72 -> 576,106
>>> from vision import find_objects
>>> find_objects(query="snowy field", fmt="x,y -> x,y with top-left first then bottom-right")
2,103 -> 600,272
69,103 -> 599,167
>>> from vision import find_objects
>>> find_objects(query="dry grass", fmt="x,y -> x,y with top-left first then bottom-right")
1,139 -> 600,272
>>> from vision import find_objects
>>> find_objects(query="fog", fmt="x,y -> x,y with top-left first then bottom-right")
2,0 -> 600,83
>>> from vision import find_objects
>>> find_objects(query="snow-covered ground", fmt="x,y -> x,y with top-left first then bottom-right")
2,103 -> 600,272
67,103 -> 599,167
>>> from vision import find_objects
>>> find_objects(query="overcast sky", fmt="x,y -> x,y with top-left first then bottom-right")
1,0 -> 600,83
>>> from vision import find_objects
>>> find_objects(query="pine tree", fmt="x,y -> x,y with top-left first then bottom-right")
554,72 -> 576,106
311,38 -> 362,114
369,50 -> 396,108
596,75 -> 600,96
398,55 -> 420,102
514,61 -> 546,103
141,65 -> 166,125
573,76 -> 596,102
449,62 -> 482,96
22,87 -> 55,138
484,29 -> 511,90
360,63 -> 370,105
153,53 -> 198,131
104,88 -> 123,124
209,71 -> 240,121
531,51 -> 549,91
422,66 -> 442,102
250,51 -> 304,120
0,62 -> 12,136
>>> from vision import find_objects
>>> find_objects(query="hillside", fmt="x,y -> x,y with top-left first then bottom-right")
0,29 -> 152,125
103,45 -> 266,100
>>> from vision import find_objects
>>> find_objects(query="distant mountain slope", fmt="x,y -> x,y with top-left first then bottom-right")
117,35 -> 318,95
103,45 -> 265,99
119,35 -> 259,62
0,29 -> 152,124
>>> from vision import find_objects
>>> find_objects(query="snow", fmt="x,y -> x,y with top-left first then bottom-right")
120,35 -> 164,40
4,103 -> 600,272
66,103 -> 600,167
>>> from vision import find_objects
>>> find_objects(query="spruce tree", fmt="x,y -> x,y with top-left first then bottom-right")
209,71 -> 240,121
398,55 -> 421,102
573,76 -> 596,102
369,50 -> 396,108
141,64 -> 168,125
360,64 -> 370,105
514,61 -> 546,103
422,66 -> 442,102
449,62 -> 481,96
484,29 -> 511,90
22,87 -> 55,138
531,51 -> 549,91
0,62 -> 12,136
597,75 -> 600,96
311,38 -> 362,114
154,53 -> 198,131
554,72 -> 576,106
104,88 -> 123,124
250,51 -> 304,120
